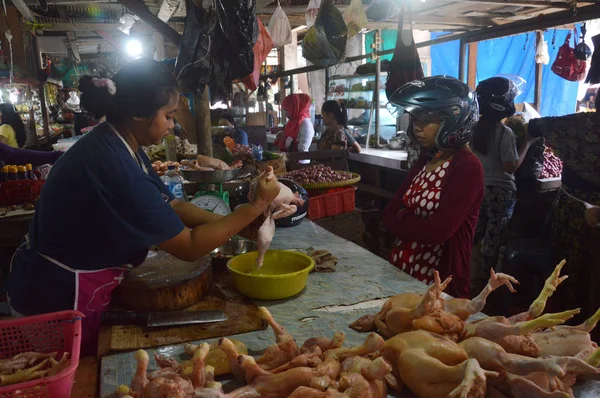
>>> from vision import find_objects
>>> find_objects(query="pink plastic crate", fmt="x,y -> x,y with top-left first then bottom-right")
0,311 -> 82,398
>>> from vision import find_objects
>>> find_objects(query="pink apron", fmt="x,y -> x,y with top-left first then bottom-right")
39,254 -> 130,356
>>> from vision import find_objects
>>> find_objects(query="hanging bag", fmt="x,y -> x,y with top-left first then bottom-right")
385,4 -> 424,100
551,29 -> 586,82
575,23 -> 592,61
343,0 -> 368,39
268,4 -> 292,47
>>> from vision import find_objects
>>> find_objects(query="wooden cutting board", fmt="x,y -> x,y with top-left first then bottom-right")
97,268 -> 265,357
117,251 -> 213,311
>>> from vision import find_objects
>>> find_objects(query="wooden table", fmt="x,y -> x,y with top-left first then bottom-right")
97,220 -> 600,397
73,357 -> 98,398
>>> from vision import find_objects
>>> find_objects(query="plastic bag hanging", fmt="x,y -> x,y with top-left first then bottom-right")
305,0 -> 321,27
385,4 -> 423,100
268,4 -> 292,47
366,0 -> 400,22
535,32 -> 549,65
241,19 -> 274,92
302,0 -> 348,67
343,0 -> 367,39
118,13 -> 138,35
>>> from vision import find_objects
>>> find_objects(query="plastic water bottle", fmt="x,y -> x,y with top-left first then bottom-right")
252,144 -> 263,161
161,165 -> 186,201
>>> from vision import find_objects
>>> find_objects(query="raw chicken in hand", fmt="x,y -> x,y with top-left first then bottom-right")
247,168 -> 305,268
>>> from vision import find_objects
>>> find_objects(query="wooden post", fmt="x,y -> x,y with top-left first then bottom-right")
467,42 -> 478,90
194,87 -> 212,157
32,36 -> 50,143
325,67 -> 330,104
374,29 -> 381,148
534,31 -> 543,113
458,40 -> 467,83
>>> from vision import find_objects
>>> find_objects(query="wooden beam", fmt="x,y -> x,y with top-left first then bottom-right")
464,3 -> 600,43
8,0 -> 35,22
195,88 -> 212,157
458,40 -> 467,82
450,0 -> 575,8
467,42 -> 478,89
117,0 -> 181,45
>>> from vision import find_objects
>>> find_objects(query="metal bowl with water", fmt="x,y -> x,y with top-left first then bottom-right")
210,237 -> 257,269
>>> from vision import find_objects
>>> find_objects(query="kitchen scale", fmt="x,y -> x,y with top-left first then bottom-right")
180,168 -> 241,216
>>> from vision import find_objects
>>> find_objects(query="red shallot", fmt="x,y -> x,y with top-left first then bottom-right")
281,165 -> 354,184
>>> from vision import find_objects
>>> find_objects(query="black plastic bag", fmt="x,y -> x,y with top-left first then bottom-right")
175,0 -> 258,102
302,0 -> 347,67
174,0 -> 216,86
385,4 -> 423,100
215,0 -> 257,81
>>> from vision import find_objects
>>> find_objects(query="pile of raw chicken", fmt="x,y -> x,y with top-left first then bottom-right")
117,261 -> 600,397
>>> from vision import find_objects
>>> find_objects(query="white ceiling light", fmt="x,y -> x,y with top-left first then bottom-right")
126,39 -> 143,58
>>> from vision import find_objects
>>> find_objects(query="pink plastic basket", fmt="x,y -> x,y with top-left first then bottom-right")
0,311 -> 82,398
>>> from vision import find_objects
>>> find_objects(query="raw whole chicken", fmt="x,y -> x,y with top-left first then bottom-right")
532,307 -> 600,357
462,261 -> 581,357
247,167 -> 305,268
351,269 -> 517,340
379,329 -> 499,398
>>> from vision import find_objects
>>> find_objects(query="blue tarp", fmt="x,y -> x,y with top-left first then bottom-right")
431,30 -> 580,117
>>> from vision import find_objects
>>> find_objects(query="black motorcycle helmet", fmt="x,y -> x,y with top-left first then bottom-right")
476,77 -> 518,120
388,76 -> 479,150
274,179 -> 308,227
230,178 -> 308,228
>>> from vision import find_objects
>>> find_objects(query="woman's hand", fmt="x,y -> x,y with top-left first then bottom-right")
584,207 -> 600,228
250,166 -> 280,211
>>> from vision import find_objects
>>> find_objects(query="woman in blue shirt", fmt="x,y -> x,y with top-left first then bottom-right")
218,113 -> 249,146
5,59 -> 280,355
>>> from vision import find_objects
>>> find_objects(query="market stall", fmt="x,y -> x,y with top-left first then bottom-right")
96,221 -> 600,398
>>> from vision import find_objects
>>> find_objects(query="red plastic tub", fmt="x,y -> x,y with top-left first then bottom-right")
0,311 -> 83,398
308,187 -> 356,221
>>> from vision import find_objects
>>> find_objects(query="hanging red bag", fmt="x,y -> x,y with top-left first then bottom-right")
242,19 -> 274,92
385,4 -> 424,100
551,28 -> 586,82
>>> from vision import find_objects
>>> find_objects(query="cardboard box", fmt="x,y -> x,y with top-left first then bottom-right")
256,155 -> 286,174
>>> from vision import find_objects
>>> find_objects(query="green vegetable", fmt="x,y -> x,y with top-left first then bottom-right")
262,151 -> 281,160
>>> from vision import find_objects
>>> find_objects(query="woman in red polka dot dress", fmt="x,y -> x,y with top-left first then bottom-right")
384,76 -> 484,298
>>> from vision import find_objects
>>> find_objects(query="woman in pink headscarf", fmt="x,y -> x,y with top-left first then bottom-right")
276,94 -> 315,152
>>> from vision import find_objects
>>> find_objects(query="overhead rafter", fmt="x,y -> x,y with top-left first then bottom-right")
9,0 -> 36,21
117,0 -> 181,45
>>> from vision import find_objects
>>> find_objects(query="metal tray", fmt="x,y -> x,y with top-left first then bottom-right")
180,168 -> 240,183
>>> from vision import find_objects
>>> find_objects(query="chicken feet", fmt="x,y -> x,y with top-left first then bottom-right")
509,260 -> 568,323
255,307 -> 299,370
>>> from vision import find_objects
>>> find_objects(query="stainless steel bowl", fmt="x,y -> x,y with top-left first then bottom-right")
181,168 -> 240,183
210,237 -> 257,269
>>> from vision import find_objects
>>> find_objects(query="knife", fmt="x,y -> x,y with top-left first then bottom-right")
101,310 -> 227,327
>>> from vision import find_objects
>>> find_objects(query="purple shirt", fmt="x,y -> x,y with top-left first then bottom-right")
0,142 -> 63,166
